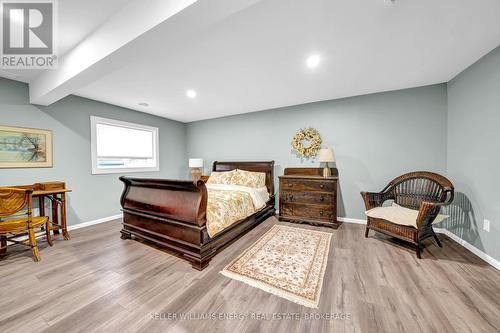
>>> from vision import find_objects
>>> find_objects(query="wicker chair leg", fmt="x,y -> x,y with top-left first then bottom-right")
364,227 -> 370,238
432,231 -> 442,248
416,243 -> 422,259
27,227 -> 41,262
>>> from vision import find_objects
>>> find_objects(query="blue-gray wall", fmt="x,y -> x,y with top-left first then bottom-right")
1,48 -> 498,264
0,79 -> 187,225
445,45 -> 500,261
186,84 -> 448,220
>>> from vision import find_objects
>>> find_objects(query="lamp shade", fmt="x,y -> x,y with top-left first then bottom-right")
189,158 -> 203,168
317,148 -> 335,163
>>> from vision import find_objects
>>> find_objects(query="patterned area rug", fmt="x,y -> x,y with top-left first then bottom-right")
221,224 -> 332,308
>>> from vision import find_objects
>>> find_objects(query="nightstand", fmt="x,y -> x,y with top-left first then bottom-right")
278,168 -> 338,228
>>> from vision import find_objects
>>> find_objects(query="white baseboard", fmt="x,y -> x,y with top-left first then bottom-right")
433,228 -> 500,271
337,217 -> 367,224
275,211 -> 368,225
259,211 -> 498,270
335,217 -> 499,271
78,212 -> 498,271
68,213 -> 122,231
15,211 -> 498,271
6,214 -> 122,245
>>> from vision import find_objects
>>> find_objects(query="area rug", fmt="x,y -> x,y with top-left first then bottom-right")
220,224 -> 332,308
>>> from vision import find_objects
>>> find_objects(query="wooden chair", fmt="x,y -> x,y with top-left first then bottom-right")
0,188 -> 52,261
361,172 -> 454,258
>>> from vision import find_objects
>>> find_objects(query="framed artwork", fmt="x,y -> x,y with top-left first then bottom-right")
0,125 -> 53,168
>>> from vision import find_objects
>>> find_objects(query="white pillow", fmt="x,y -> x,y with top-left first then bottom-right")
206,170 -> 237,185
230,169 -> 266,188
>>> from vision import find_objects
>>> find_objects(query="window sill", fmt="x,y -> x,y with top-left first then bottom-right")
91,167 -> 160,175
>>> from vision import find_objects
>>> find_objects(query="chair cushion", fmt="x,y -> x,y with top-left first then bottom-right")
365,204 -> 448,229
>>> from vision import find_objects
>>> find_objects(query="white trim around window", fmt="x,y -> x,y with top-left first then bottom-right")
90,116 -> 160,175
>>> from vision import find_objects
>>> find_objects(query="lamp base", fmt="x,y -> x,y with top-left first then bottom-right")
191,168 -> 202,181
322,166 -> 331,178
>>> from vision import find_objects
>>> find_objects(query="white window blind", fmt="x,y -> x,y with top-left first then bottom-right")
90,116 -> 159,174
96,123 -> 153,158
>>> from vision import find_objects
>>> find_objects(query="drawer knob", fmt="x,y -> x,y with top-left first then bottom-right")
288,194 -> 294,200
320,184 -> 324,189
320,196 -> 325,202
288,183 -> 293,187
320,209 -> 324,216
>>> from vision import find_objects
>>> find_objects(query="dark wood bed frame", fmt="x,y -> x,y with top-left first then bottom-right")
119,161 -> 275,270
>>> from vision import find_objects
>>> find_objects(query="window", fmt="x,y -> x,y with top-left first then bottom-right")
90,116 -> 159,174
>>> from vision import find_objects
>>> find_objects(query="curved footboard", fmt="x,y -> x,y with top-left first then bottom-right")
120,177 -> 207,226
118,164 -> 275,270
119,177 -> 214,269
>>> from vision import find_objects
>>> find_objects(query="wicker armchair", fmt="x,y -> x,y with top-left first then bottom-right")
0,188 -> 52,261
361,172 -> 454,259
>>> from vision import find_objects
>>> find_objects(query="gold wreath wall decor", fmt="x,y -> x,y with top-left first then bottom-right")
291,127 -> 322,159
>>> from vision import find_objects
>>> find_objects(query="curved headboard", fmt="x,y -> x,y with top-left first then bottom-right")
212,161 -> 275,195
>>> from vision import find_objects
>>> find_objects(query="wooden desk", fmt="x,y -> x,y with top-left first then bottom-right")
3,182 -> 72,240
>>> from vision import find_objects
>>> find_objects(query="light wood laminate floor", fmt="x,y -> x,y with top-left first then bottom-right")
1,217 -> 499,333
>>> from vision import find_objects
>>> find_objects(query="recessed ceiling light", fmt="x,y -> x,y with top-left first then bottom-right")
306,54 -> 320,69
186,89 -> 197,99
138,102 -> 149,107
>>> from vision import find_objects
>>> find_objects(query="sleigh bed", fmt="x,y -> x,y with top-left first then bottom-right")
119,161 -> 275,270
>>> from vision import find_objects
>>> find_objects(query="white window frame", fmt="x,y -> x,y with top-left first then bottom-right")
90,116 -> 160,175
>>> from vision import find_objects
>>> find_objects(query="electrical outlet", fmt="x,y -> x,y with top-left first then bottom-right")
483,219 -> 490,232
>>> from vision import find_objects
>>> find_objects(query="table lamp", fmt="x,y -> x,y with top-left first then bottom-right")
189,158 -> 203,180
317,148 -> 335,177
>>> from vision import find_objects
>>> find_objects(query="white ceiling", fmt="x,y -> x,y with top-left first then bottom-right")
1,0 -> 131,82
2,0 -> 500,123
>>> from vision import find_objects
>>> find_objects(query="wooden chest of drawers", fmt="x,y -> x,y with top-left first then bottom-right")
278,168 -> 338,228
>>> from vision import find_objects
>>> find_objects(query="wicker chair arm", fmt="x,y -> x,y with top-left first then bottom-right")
415,199 -> 452,230
361,191 -> 387,210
